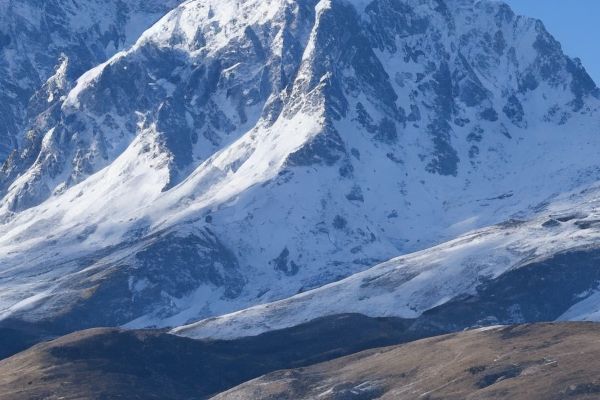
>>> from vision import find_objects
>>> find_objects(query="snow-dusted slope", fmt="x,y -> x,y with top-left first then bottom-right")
174,183 -> 600,339
0,0 -> 181,164
1,0 -> 600,333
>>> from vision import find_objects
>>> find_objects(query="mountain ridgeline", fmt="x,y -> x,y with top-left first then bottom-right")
0,0 -> 183,164
1,0 -> 600,345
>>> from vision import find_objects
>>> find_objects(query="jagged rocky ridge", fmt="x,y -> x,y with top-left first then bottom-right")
1,0 -> 600,334
0,0 -> 182,164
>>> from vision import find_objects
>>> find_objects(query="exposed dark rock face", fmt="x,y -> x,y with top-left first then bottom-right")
0,228 -> 245,339
134,230 -> 245,297
416,249 -> 600,331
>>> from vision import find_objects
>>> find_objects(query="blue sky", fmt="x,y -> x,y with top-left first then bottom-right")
503,0 -> 600,83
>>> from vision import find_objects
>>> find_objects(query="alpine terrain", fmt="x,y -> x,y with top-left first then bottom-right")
1,0 -> 600,398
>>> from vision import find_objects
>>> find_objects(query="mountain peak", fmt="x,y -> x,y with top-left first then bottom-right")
1,0 -> 600,335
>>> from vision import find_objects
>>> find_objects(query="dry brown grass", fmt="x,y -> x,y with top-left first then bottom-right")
214,322 -> 600,400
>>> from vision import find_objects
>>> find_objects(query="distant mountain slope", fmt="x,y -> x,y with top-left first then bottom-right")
175,183 -> 600,339
1,0 -> 600,336
214,322 -> 600,400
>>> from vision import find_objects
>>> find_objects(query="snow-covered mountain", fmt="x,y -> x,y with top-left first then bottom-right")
175,182 -> 600,339
0,0 -> 181,163
1,0 -> 600,335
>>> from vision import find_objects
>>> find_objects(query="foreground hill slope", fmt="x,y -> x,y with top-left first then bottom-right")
214,322 -> 600,400
0,314 -> 424,399
2,322 -> 599,400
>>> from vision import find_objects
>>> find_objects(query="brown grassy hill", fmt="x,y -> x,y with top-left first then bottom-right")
0,314 -> 418,400
214,322 -> 600,400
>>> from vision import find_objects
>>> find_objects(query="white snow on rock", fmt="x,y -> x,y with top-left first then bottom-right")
2,0 -> 600,333
174,184 -> 600,339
